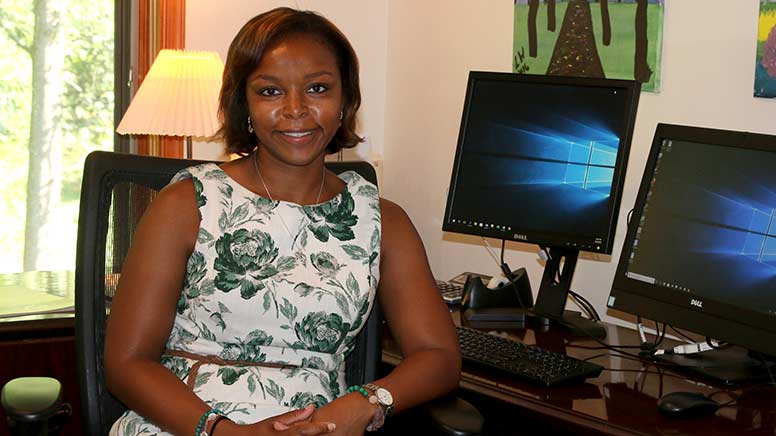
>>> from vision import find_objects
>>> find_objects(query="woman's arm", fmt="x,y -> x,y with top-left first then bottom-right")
104,179 -> 217,435
104,180 -> 335,436
369,198 -> 461,411
311,198 -> 461,434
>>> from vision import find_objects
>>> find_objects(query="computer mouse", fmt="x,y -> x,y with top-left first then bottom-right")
656,391 -> 719,418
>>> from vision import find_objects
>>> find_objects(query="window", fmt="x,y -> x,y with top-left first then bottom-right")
0,0 -> 129,275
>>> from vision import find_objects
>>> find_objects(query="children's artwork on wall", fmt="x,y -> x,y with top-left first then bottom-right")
755,1 -> 776,98
513,0 -> 664,92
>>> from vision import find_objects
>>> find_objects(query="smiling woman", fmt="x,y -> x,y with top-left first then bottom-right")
247,35 -> 345,176
218,9 -> 362,158
104,7 -> 460,436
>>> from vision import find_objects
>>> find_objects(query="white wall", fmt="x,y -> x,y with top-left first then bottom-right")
187,0 -> 776,327
383,0 -> 776,327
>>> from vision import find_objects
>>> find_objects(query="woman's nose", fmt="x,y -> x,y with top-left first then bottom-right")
283,92 -> 308,119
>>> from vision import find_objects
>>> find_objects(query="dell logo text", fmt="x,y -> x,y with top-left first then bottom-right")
514,233 -> 528,241
690,299 -> 703,308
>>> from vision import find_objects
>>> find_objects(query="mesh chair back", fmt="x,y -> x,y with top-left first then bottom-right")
75,151 -> 382,436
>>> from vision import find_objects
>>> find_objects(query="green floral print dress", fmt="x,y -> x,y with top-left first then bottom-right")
110,163 -> 381,436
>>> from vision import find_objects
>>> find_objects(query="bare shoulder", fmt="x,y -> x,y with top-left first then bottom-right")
380,197 -> 409,220
134,178 -> 200,250
153,178 -> 198,216
379,198 -> 413,234
379,198 -> 423,255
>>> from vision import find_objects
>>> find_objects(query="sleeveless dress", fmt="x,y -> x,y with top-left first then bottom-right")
110,163 -> 382,435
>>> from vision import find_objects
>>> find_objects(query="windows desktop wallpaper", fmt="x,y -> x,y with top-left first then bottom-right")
627,139 -> 776,316
449,79 -> 630,242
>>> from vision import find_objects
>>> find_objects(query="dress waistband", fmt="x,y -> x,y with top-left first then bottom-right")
165,349 -> 299,389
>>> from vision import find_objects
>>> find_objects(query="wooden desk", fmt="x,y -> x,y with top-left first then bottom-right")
382,312 -> 776,436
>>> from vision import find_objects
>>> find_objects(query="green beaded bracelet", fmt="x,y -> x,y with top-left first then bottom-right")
195,408 -> 224,436
345,385 -> 370,397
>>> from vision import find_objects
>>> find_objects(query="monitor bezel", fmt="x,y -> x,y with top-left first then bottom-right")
442,71 -> 641,254
609,123 -> 776,357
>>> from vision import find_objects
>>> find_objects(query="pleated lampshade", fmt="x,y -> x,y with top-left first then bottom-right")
117,49 -> 224,138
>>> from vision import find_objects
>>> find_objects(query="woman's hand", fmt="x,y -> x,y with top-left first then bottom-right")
308,393 -> 375,436
219,405 -> 336,436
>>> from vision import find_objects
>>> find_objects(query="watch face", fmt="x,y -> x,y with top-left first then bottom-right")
376,388 -> 393,405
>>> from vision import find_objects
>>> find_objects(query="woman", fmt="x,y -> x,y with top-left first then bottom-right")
105,7 -> 460,436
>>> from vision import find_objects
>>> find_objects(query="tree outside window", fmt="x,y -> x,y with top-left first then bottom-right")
0,0 -> 114,274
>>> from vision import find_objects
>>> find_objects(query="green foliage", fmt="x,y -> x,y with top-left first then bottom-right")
0,0 -> 33,271
60,0 -> 114,203
0,0 -> 113,272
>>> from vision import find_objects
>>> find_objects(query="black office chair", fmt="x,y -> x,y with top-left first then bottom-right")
74,151 -> 393,435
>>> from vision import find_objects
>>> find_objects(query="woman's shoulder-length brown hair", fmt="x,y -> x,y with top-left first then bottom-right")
218,7 -> 362,156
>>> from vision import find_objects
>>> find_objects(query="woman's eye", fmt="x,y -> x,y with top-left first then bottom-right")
259,87 -> 281,97
308,84 -> 328,94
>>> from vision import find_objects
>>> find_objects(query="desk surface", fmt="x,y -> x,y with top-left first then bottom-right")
382,312 -> 776,436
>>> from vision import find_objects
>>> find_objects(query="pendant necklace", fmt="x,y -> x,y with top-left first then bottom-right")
252,151 -> 326,239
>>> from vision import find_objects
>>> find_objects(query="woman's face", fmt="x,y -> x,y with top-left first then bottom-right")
246,34 -> 344,167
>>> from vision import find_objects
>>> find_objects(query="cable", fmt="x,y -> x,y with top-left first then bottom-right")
558,315 -> 690,370
582,353 -> 609,362
553,318 -> 648,361
567,343 -> 643,350
705,337 -> 729,350
568,290 -> 600,321
568,293 -> 596,321
480,237 -> 501,268
636,317 -> 667,354
481,238 -> 529,308
654,322 -> 667,348
568,293 -> 595,320
669,326 -> 696,343
599,367 -> 689,379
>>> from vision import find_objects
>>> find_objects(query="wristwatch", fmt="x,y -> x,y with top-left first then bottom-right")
364,383 -> 394,417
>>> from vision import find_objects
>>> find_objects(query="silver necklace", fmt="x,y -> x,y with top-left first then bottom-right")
252,151 -> 326,238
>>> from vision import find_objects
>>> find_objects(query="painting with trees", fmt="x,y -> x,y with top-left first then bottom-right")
755,0 -> 776,98
513,0 -> 664,92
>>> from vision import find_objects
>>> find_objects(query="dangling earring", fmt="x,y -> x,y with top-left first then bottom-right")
339,110 -> 344,121
247,115 -> 254,133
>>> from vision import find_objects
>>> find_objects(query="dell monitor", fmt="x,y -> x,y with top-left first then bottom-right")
609,123 -> 776,383
443,72 -> 641,335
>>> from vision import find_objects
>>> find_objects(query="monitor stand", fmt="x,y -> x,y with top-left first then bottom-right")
652,346 -> 776,385
528,246 -> 607,339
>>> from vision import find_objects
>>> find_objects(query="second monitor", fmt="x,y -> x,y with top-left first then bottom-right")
443,72 -> 641,335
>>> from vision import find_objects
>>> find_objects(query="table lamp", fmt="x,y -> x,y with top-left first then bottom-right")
116,49 -> 224,158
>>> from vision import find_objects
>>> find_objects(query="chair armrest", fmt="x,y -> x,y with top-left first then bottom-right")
425,395 -> 484,436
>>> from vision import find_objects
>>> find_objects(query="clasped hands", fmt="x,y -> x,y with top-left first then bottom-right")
226,392 -> 376,436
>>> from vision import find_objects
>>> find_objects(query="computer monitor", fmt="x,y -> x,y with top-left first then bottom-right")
609,123 -> 776,383
443,72 -> 641,335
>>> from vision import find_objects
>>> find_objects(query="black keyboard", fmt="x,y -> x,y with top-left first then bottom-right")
436,280 -> 463,305
457,326 -> 603,387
